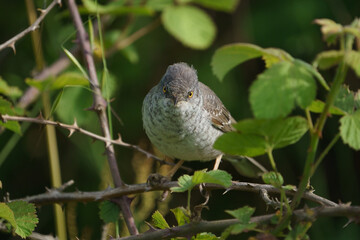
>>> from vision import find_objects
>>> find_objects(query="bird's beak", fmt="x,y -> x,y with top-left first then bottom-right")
170,94 -> 182,106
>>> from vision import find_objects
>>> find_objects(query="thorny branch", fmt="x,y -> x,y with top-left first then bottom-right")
0,114 -> 191,171
0,0 -> 62,53
66,0 -> 138,234
116,205 -> 360,240
16,180 -> 337,207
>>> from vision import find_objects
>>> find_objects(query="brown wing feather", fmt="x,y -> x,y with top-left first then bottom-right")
199,82 -> 236,133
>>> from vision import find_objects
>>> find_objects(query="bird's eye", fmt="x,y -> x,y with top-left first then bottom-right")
188,91 -> 194,98
163,86 -> 167,93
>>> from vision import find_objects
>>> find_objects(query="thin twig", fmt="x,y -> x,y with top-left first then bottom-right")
0,0 -> 62,53
0,114 -> 191,171
16,181 -> 337,207
106,17 -> 161,57
66,0 -> 138,234
116,205 -> 360,240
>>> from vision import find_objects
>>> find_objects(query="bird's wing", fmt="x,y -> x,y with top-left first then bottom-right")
199,82 -> 236,133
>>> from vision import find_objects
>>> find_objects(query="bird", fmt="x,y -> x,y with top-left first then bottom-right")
142,62 -> 266,176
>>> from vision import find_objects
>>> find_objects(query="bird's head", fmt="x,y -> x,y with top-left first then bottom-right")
160,62 -> 200,106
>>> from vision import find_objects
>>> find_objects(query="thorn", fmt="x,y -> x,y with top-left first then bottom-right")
37,8 -> 46,14
9,42 -> 16,54
115,133 -> 123,143
68,119 -> 78,137
37,112 -> 44,120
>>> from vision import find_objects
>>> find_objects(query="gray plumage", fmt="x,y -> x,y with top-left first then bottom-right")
142,62 -> 236,161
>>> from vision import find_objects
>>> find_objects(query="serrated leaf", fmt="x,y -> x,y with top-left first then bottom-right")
226,206 -> 255,223
211,43 -> 264,81
214,132 -> 267,157
152,210 -> 170,229
192,232 -> 218,240
99,201 -> 120,223
51,72 -> 89,90
234,117 -> 309,150
0,97 -> 21,134
0,203 -> 17,229
171,170 -> 232,192
334,85 -> 356,114
7,201 -> 38,238
308,100 -> 345,115
188,0 -> 240,12
313,50 -> 344,70
82,0 -> 154,15
162,5 -> 216,49
285,221 -> 312,240
340,110 -> 360,150
211,43 -> 293,81
171,174 -> 193,192
250,61 -> 316,119
314,18 -> 343,45
345,50 -> 360,77
262,171 -> 284,187
171,207 -> 190,226
216,117 -> 308,157
0,77 -> 22,100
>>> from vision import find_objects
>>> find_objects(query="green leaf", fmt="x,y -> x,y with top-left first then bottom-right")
101,70 -> 118,99
214,132 -> 267,157
51,72 -> 89,90
285,222 -> 312,240
192,232 -> 218,240
211,43 -> 264,81
82,0 -> 154,15
262,171 -> 284,187
63,47 -> 89,79
222,206 -> 257,238
0,77 -> 22,100
151,210 -> 170,229
170,207 -> 190,226
340,110 -> 360,150
171,174 -> 193,192
162,5 -> 216,49
334,85 -> 356,114
314,18 -> 343,45
211,43 -> 293,81
171,170 -> 232,192
215,117 -> 308,157
99,201 -> 120,223
7,201 -> 38,238
225,206 -> 255,223
0,97 -> 21,134
146,0 -> 173,11
0,203 -> 17,229
294,59 -> 329,91
50,89 -> 64,118
313,50 -> 344,70
308,100 -> 345,115
25,77 -> 52,91
234,116 -> 309,149
345,50 -> 360,77
55,87 -> 94,127
188,0 -> 240,12
250,61 -> 316,119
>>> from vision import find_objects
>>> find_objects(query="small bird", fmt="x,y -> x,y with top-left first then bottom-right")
142,62 -> 265,175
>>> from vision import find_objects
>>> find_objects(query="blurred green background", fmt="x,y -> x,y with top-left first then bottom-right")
0,0 -> 359,239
